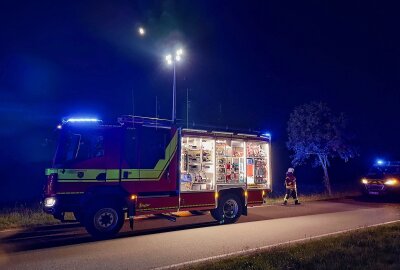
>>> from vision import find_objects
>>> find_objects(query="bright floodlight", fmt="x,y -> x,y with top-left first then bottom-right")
165,49 -> 184,65
165,54 -> 173,65
138,27 -> 145,36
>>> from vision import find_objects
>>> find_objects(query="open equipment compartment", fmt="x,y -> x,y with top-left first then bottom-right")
180,129 -> 271,192
180,136 -> 215,191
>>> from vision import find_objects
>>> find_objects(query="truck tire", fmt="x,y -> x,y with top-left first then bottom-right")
210,194 -> 242,224
84,202 -> 124,238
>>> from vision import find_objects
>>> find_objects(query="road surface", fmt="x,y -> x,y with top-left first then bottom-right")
0,197 -> 399,269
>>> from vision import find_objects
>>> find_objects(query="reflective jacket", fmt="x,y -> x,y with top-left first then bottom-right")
285,173 -> 297,189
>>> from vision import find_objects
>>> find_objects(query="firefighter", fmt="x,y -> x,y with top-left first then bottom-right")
282,168 -> 301,205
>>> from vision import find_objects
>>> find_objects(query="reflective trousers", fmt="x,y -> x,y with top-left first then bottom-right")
284,188 -> 298,202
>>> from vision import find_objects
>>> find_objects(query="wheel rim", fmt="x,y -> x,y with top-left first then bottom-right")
223,199 -> 239,219
94,208 -> 119,232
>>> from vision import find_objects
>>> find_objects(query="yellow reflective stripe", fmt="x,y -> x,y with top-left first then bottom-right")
139,170 -> 162,179
106,169 -> 120,179
45,168 -> 58,175
122,169 -> 140,178
122,131 -> 178,181
48,131 -> 178,183
58,180 -> 101,183
154,132 -> 178,170
58,169 -> 106,180
121,147 -> 177,181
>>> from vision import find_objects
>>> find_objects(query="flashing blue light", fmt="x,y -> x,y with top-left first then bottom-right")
262,132 -> 271,137
65,118 -> 101,123
376,159 -> 384,166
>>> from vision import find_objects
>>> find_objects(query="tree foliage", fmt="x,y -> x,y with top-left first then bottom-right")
287,102 -> 357,195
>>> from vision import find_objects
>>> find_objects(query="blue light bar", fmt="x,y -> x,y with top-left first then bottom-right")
64,118 -> 101,123
261,132 -> 271,138
376,159 -> 384,166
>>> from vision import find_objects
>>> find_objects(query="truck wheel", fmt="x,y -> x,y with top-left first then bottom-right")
211,194 -> 242,224
84,202 -> 124,238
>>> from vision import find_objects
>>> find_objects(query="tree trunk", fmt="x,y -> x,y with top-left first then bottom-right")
319,155 -> 332,196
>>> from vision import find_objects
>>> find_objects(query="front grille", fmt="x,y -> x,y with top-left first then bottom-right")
368,179 -> 384,185
365,179 -> 384,191
367,185 -> 384,191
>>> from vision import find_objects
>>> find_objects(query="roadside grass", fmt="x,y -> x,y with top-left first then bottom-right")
266,191 -> 360,204
186,222 -> 400,270
0,203 -> 60,231
0,192 -> 359,231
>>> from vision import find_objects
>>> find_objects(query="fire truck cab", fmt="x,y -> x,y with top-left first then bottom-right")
43,116 -> 272,238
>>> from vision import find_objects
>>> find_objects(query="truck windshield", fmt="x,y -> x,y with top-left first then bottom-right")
54,128 -> 104,166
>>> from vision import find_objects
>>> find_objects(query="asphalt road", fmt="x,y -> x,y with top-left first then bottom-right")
0,197 -> 399,270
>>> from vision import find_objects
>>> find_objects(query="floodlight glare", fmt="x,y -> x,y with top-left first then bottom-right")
164,47 -> 186,123
384,178 -> 398,186
361,178 -> 368,184
138,27 -> 145,36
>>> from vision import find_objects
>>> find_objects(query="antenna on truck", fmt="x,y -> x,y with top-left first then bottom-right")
187,88 -> 191,129
156,96 -> 158,129
131,89 -> 135,128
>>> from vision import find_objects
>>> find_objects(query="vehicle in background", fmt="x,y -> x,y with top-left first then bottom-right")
43,116 -> 272,238
361,161 -> 400,196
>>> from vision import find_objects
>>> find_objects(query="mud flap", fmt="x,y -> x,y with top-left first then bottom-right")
127,200 -> 135,230
242,205 -> 248,216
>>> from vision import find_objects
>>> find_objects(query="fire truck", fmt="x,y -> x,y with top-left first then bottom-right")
43,116 -> 272,238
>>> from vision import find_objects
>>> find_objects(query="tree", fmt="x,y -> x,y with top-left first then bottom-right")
287,102 -> 356,196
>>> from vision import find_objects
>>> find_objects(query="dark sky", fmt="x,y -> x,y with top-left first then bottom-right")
1,0 -> 400,201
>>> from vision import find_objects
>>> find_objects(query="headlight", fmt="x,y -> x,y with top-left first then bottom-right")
384,179 -> 398,186
361,178 -> 369,184
44,197 -> 56,207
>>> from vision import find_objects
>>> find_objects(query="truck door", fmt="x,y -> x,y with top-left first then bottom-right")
121,126 -> 179,214
53,126 -> 122,193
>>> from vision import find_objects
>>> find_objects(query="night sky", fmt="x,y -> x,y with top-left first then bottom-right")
1,1 -> 400,202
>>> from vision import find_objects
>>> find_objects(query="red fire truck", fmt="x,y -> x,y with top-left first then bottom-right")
43,116 -> 272,238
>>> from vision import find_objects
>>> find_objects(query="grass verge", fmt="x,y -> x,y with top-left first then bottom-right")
0,203 -> 60,231
0,192 -> 359,231
266,191 -> 360,204
185,222 -> 400,270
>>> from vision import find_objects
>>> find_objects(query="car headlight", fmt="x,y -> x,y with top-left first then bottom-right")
361,178 -> 369,184
384,179 -> 398,186
44,197 -> 56,207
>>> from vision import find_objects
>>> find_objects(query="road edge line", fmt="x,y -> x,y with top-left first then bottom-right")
153,219 -> 400,270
